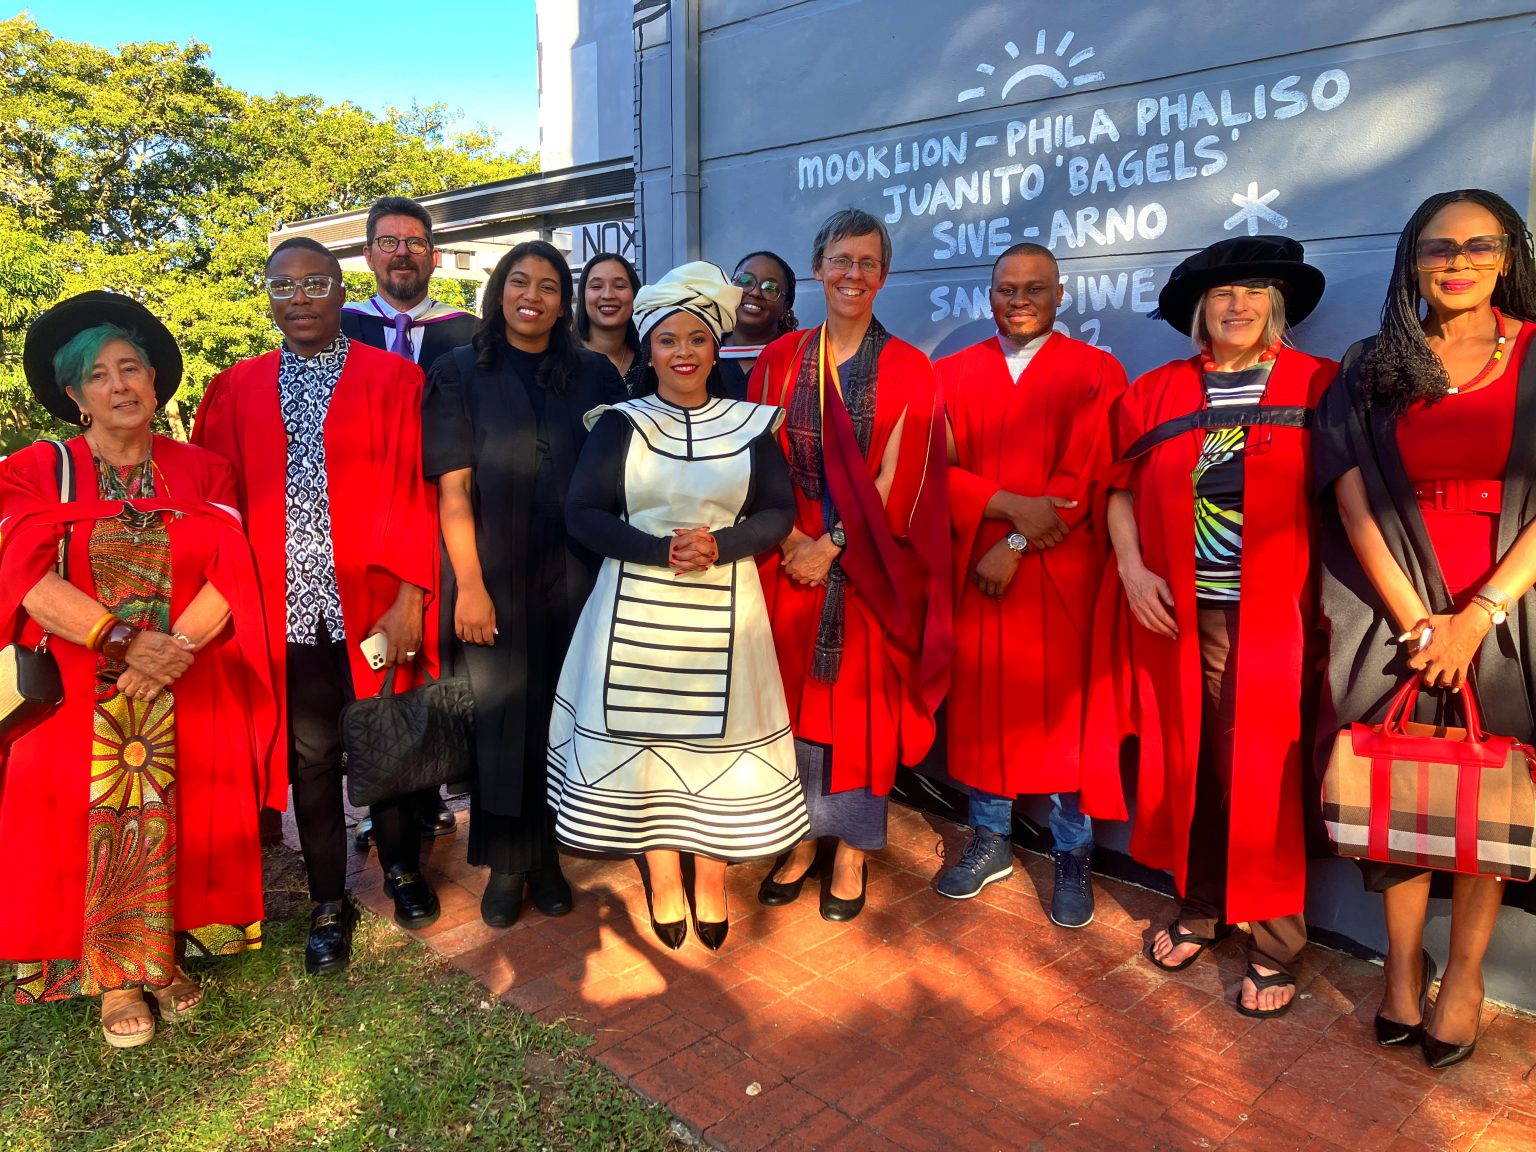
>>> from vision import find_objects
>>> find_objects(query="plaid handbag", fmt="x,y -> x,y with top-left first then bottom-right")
1322,676 -> 1536,881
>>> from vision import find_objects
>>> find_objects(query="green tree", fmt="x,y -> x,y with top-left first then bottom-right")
0,15 -> 536,448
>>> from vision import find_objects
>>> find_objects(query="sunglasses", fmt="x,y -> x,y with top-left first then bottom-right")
1415,235 -> 1509,272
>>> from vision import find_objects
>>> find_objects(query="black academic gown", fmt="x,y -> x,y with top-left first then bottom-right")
423,342 -> 625,827
1314,334 -> 1536,913
342,306 -> 480,374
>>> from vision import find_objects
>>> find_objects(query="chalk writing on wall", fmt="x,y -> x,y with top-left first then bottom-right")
790,26 -> 1352,350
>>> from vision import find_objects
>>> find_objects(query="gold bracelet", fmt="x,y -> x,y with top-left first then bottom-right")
84,612 -> 118,652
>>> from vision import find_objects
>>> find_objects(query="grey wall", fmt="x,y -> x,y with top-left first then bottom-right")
638,0 -> 1536,1007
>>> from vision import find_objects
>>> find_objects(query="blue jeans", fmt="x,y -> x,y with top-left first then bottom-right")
968,787 -> 1093,853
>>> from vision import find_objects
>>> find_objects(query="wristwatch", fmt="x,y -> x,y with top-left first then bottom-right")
1471,586 -> 1512,625
1006,532 -> 1029,554
829,525 -> 847,549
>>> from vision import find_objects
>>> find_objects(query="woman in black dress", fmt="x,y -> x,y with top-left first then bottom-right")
423,240 -> 625,926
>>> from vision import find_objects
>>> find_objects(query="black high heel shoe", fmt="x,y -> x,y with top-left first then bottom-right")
757,851 -> 814,907
819,862 -> 868,923
645,886 -> 687,951
1422,1029 -> 1477,1070
1375,949 -> 1435,1047
1422,978 -> 1482,1070
692,894 -> 730,951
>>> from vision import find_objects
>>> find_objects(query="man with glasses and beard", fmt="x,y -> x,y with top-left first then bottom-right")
194,237 -> 441,975
342,195 -> 477,847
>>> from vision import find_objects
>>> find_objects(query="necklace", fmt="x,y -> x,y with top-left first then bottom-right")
1444,307 -> 1506,394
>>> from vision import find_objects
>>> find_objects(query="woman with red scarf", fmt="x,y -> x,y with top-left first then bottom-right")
748,209 -> 951,922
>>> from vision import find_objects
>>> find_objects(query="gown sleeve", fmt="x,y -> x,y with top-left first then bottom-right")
423,350 -> 475,480
1312,343 -> 1364,495
565,410 -> 672,567
712,431 -> 794,563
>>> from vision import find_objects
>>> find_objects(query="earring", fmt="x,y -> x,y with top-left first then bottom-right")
79,411 -> 92,428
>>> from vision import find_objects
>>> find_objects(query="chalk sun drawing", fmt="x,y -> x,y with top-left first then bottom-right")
1224,183 -> 1288,235
958,29 -> 1108,105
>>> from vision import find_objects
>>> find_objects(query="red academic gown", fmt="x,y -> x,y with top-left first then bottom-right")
940,333 -> 1128,795
1080,349 -> 1335,923
192,340 -> 439,754
749,328 -> 952,795
0,436 -> 277,959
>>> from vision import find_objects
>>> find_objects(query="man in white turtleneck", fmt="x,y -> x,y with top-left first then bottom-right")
934,243 -> 1129,928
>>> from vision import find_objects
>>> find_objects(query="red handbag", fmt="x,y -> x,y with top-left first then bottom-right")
1322,676 -> 1536,881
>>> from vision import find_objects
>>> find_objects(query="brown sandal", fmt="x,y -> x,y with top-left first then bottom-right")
101,989 -> 156,1049
148,968 -> 202,1021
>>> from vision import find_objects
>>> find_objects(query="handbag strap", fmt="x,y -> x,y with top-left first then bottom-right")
47,439 -> 74,579
1383,674 -> 1487,744
1119,404 -> 1312,462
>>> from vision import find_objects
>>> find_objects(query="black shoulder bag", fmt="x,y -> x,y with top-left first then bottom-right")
0,441 -> 74,745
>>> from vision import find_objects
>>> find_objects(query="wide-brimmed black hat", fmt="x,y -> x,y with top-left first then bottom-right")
1155,235 -> 1326,336
23,291 -> 182,424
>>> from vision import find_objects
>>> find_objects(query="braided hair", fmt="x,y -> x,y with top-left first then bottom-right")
1360,189 -> 1536,413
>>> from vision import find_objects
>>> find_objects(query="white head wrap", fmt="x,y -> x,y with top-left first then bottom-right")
632,261 -> 742,344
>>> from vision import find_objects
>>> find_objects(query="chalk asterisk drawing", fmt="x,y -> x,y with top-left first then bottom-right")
1224,183 -> 1288,235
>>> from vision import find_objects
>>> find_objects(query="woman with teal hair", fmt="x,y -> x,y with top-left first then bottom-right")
0,293 -> 276,1048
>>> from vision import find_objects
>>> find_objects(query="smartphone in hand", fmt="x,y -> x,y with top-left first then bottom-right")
360,632 -> 389,670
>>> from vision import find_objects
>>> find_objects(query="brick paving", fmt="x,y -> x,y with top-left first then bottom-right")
314,803 -> 1536,1151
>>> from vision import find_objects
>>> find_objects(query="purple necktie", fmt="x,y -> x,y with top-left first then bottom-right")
391,311 -> 415,359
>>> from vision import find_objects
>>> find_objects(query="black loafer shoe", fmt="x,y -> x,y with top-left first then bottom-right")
421,807 -> 457,838
305,899 -> 355,976
353,816 -> 375,851
757,851 -> 813,907
529,867 -> 573,917
481,871 -> 525,928
383,866 -> 440,930
819,863 -> 868,923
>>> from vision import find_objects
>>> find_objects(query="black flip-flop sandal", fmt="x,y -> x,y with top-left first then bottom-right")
1235,963 -> 1296,1019
1145,919 -> 1229,972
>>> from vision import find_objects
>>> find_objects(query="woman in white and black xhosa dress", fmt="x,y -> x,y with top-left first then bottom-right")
548,262 -> 808,951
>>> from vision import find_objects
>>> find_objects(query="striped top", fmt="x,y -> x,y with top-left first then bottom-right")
1191,361 -> 1274,605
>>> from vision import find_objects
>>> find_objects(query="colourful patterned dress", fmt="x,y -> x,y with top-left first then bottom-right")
12,456 -> 260,1003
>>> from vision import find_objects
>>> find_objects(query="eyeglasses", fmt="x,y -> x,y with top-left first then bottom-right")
372,235 -> 431,255
1415,235 -> 1509,272
821,255 -> 883,277
265,275 -> 336,300
733,271 -> 783,299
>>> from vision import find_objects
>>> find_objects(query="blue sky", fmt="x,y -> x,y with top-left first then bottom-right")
16,2 -> 542,155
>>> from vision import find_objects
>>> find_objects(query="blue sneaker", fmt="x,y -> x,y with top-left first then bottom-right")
1050,845 -> 1095,928
936,828 -> 1013,899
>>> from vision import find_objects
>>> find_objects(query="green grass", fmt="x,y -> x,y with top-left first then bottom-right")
1,856 -> 690,1152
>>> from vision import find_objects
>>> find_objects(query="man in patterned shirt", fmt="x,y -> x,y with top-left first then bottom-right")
194,237 -> 441,974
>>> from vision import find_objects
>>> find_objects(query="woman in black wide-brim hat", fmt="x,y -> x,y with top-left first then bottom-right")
1315,189 -> 1536,1070
0,292 -> 276,1048
1082,236 -> 1336,1020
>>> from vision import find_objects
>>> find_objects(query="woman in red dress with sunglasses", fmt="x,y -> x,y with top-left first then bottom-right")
1316,188 -> 1536,1069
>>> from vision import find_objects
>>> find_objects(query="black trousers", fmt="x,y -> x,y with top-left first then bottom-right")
286,629 -> 425,902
